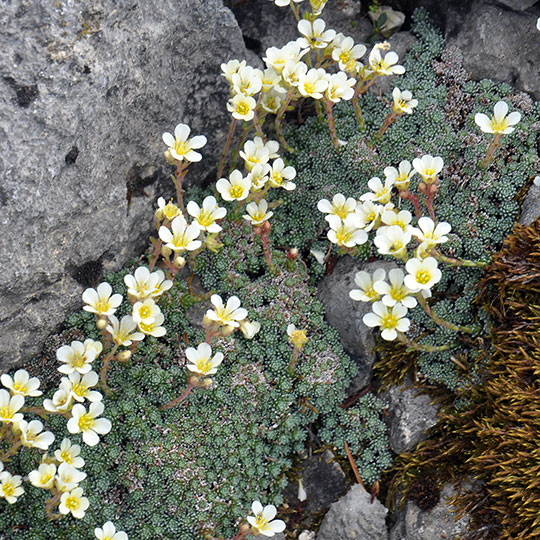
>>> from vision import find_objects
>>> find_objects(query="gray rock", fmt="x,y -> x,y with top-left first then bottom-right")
380,377 -> 438,454
317,484 -> 389,540
317,257 -> 398,388
0,0 -> 247,371
446,2 -> 540,99
496,0 -> 539,11
518,183 -> 540,226
389,484 -> 469,540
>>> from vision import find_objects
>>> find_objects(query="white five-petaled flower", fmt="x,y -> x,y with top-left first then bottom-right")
264,41 -> 305,74
368,44 -> 405,76
56,340 -> 97,375
137,312 -> 167,338
404,257 -> 442,291
297,68 -> 329,99
281,59 -> 308,88
327,214 -> 368,248
66,371 -> 103,403
349,268 -> 386,303
55,462 -> 87,492
220,59 -> 246,83
268,158 -> 297,190
253,136 -> 280,158
412,155 -> 444,185
124,267 -> 172,300
243,199 -> 274,225
82,282 -> 123,316
132,299 -> 161,326
59,487 -> 89,519
384,160 -> 414,190
231,65 -> 263,97
28,463 -> 57,490
240,141 -> 271,170
360,176 -> 394,204
373,269 -> 418,308
287,324 -> 308,349
55,438 -> 85,468
206,294 -> 248,328
185,343 -> 224,376
155,197 -> 181,221
247,163 -> 271,191
67,402 -> 112,447
355,200 -> 384,231
95,521 -> 129,540
331,36 -> 366,71
325,71 -> 356,102
410,217 -> 451,245
247,501 -> 286,537
374,225 -> 412,257
297,18 -> 336,50
162,123 -> 207,163
217,170 -> 252,201
227,94 -> 257,121
1,369 -> 42,397
363,301 -> 410,341
474,100 -> 521,135
0,471 -> 24,504
159,215 -> 202,253
106,315 -> 145,346
318,193 -> 357,221
43,380 -> 73,413
381,209 -> 413,231
18,419 -> 55,450
0,389 -> 24,424
262,90 -> 284,114
187,196 -> 227,233
392,87 -> 418,114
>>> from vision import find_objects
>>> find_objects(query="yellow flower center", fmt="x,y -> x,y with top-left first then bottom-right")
172,232 -> 190,249
71,353 -> 86,368
272,173 -> 283,185
396,173 -> 408,184
365,286 -> 378,298
332,204 -> 349,219
164,202 -> 179,220
61,450 -> 73,464
40,473 -> 54,485
2,483 -> 15,497
304,82 -> 315,95
95,299 -> 111,313
391,286 -> 407,301
490,116 -> 508,133
391,241 -> 403,252
230,186 -> 244,199
72,383 -> 88,397
251,212 -> 266,223
336,227 -> 355,245
339,51 -> 351,64
375,188 -> 390,202
366,212 -> 376,222
197,210 -> 215,227
174,140 -> 190,157
139,306 -> 151,318
255,514 -> 270,531
381,313 -> 399,330
0,406 -> 14,420
195,358 -> 212,374
78,413 -> 95,431
64,495 -> 80,510
24,430 -> 38,443
416,270 -> 431,285
290,330 -> 308,349
373,59 -> 389,73
12,382 -> 27,393
236,102 -> 250,115
423,168 -> 435,177
139,321 -> 154,333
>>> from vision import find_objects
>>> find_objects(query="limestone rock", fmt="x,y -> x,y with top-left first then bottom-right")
317,483 -> 389,540
0,0 -> 246,371
518,183 -> 540,226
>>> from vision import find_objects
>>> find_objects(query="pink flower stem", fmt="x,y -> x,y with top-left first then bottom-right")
159,383 -> 194,411
323,98 -> 340,149
174,163 -> 188,215
399,189 -> 422,219
275,93 -> 295,153
148,238 -> 162,272
99,344 -> 120,393
217,117 -> 238,179
375,111 -> 399,139
480,133 -> 502,169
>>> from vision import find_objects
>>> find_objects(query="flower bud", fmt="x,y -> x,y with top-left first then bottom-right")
154,208 -> 164,222
418,181 -> 427,194
164,148 -> 177,165
202,315 -> 213,328
188,375 -> 200,386
117,350 -> 131,361
287,247 -> 299,260
96,317 -> 107,330
161,245 -> 172,258
220,325 -> 235,337
174,256 -> 186,268
200,377 -> 213,389
238,524 -> 251,535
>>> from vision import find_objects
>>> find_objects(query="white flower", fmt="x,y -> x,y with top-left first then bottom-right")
137,312 -> 167,338
318,193 -> 357,221
187,196 -> 227,233
287,324 -> 308,349
368,44 -> 405,75
227,94 -> 257,121
239,320 -> 261,339
325,71 -> 356,102
185,343 -> 224,376
327,214 -> 368,248
375,225 -> 412,257
392,87 -> 418,114
162,124 -> 207,163
1,369 -> 42,397
268,158 -> 296,190
261,89 -> 284,114
297,68 -> 329,99
106,315 -> 145,346
537,16 -> 540,31
29,463 -> 57,490
247,163 -> 271,191
57,341 -> 96,375
256,137 -> 280,158
67,402 -> 112,447
404,257 -> 442,291
150,270 -> 173,298
297,18 -> 336,50
272,0 -> 304,7
264,41 -> 305,74
331,37 -> 366,71
260,67 -> 286,94
132,299 -> 161,326
410,217 -> 451,245
55,438 -> 85,468
474,100 -> 521,135
0,389 -> 24,424
243,200 -> 274,225
206,294 -> 248,328
66,371 -> 103,403
156,197 -> 181,221
363,301 -> 410,341
381,209 -> 413,230
355,200 -> 384,231
221,59 -> 246,83
216,170 -> 252,201
412,155 -> 444,184
349,268 -> 386,302
247,501 -> 286,537
82,282 -> 123,316
18,419 -> 55,450
231,65 -> 263,96
159,215 -> 202,253
384,160 -> 414,190
55,462 -> 87,492
281,59 -> 308,87
240,141 -> 271,170
124,267 -> 172,300
59,487 -> 89,519
95,521 -> 129,540
43,380 -> 73,413
359,176 -> 394,204
0,471 -> 24,504
373,269 -> 418,308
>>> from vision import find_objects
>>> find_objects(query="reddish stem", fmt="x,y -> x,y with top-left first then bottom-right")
159,383 -> 194,411
217,117 -> 237,179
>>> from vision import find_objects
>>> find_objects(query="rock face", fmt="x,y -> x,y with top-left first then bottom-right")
380,377 -> 438,455
317,484 -> 389,540
318,257 -> 398,388
519,183 -> 540,226
389,484 -> 470,540
0,0 -> 246,370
